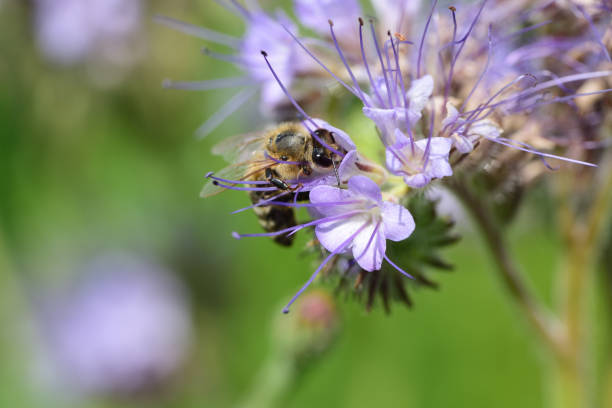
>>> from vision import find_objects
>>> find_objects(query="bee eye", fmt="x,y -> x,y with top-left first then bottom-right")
280,155 -> 288,161
312,148 -> 333,167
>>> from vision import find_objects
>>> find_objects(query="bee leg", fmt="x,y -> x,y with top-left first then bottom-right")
265,168 -> 290,190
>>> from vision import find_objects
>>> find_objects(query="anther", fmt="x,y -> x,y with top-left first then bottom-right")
232,232 -> 241,240
205,171 -> 214,178
358,17 -> 364,26
328,19 -> 334,27
260,50 -> 268,57
449,6 -> 456,12
212,180 -> 220,186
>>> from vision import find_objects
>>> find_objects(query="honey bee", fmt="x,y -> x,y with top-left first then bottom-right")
201,122 -> 347,246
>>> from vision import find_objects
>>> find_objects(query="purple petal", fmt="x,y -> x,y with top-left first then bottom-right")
351,222 -> 386,271
347,175 -> 382,203
315,216 -> 369,254
415,137 -> 452,157
403,173 -> 430,188
310,185 -> 355,217
381,202 -> 415,241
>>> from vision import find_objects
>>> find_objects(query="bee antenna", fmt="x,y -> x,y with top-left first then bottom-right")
332,159 -> 340,187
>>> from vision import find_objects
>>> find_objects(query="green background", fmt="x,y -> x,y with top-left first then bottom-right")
0,1 -> 598,407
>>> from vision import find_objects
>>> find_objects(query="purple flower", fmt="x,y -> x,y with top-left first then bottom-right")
157,1 -> 315,137
362,75 -> 434,145
442,102 -> 502,154
240,10 -> 305,107
34,0 -> 142,66
282,0 -> 605,175
311,175 -> 415,271
39,254 -> 192,396
386,130 -> 453,188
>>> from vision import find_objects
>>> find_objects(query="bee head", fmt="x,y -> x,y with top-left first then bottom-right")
311,129 -> 335,168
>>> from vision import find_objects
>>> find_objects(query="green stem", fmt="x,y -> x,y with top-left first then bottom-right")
447,178 -> 565,357
236,353 -> 295,408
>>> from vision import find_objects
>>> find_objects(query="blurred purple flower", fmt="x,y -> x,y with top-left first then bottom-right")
294,0 -> 361,41
34,0 -> 143,66
156,1 -> 317,137
40,254 -> 192,396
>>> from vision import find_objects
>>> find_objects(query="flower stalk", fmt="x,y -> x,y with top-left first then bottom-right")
446,176 -> 566,357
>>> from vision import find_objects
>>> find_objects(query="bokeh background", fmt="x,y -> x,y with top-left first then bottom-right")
0,1 -> 606,407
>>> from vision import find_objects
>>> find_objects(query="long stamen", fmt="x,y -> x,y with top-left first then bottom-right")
206,172 -> 269,185
162,77 -> 253,91
388,32 -> 415,151
281,25 -> 360,98
328,20 -> 369,105
264,151 -> 304,166
512,88 -> 612,113
421,101 -> 436,171
153,15 -> 241,47
212,181 -> 279,192
417,0 -> 439,78
196,87 -> 257,139
465,71 -> 612,121
576,3 -> 612,62
459,74 -> 537,127
460,24 -> 493,111
484,136 -> 597,167
233,210 -> 366,239
383,254 -> 415,279
359,18 -> 386,107
443,0 -> 487,101
201,47 -> 243,65
282,222 -> 370,313
370,20 -> 393,108
260,50 -> 318,129
243,200 -> 363,209
231,190 -> 293,214
442,6 -> 458,104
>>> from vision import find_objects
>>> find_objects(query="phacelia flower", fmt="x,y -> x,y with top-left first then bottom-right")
312,175 -> 415,272
386,130 -> 453,188
37,254 -> 192,396
34,0 -> 144,84
156,1 -> 318,137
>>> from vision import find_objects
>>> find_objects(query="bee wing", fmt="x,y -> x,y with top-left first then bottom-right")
211,131 -> 266,163
200,158 -> 277,198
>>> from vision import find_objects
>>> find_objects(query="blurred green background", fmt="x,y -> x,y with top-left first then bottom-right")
0,1 -> 590,407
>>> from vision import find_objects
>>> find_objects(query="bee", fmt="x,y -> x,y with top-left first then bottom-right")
201,122 -> 347,246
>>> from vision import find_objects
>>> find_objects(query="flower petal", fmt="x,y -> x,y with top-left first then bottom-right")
310,184 -> 355,216
351,221 -> 386,271
381,202 -> 415,241
407,75 -> 434,116
315,215 -> 369,254
347,175 -> 382,204
415,137 -> 452,157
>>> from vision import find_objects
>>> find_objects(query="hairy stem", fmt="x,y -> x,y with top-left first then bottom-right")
447,177 -> 565,357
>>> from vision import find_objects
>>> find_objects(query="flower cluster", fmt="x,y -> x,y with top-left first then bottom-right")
160,0 -> 612,312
